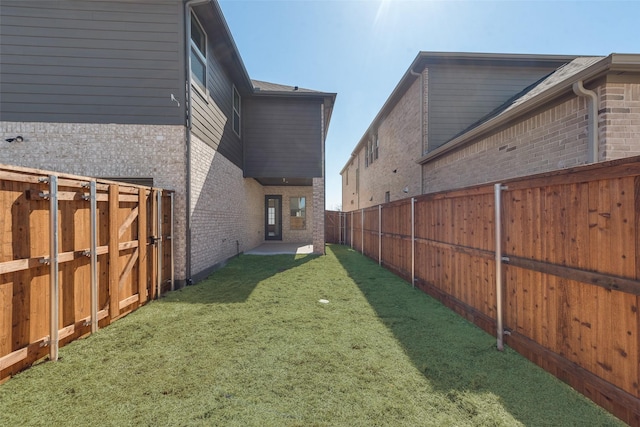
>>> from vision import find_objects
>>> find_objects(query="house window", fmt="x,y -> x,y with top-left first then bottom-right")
355,168 -> 359,194
374,134 -> 379,160
290,197 -> 306,230
364,143 -> 369,168
365,136 -> 378,167
368,139 -> 374,165
190,14 -> 207,89
233,86 -> 241,137
385,191 -> 390,203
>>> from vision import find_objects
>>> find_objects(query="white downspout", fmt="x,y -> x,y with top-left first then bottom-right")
572,80 -> 599,164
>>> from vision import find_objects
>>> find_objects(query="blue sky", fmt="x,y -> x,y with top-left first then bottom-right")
218,0 -> 639,210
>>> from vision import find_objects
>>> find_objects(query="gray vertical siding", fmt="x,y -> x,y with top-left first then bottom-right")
243,97 -> 323,178
427,65 -> 559,151
0,0 -> 184,125
189,47 -> 243,168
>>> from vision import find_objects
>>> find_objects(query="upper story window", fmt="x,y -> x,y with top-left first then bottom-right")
374,134 -> 379,160
233,86 -> 241,136
365,135 -> 378,167
190,14 -> 207,89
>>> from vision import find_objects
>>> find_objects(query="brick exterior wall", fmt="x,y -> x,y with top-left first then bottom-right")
0,121 -> 188,281
600,82 -> 640,159
189,135 -> 263,278
264,185 -> 315,243
421,81 -> 640,193
342,76 -> 423,211
190,135 -> 325,277
342,157 -> 358,210
312,177 -> 325,254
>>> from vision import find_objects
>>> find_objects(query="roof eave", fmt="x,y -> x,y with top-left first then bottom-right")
205,0 -> 253,92
416,55 -> 622,165
251,90 -> 336,98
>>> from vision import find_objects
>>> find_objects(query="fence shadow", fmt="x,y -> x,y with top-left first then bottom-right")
164,254 -> 317,304
328,244 -> 615,425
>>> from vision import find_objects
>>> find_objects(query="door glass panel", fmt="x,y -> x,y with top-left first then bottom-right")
265,196 -> 282,240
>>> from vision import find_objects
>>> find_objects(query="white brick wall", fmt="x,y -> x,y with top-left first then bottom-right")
189,135 -> 263,277
189,136 -> 325,276
0,121 -> 188,280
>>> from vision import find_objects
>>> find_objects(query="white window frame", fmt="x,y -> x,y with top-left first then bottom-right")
232,85 -> 241,137
190,13 -> 207,90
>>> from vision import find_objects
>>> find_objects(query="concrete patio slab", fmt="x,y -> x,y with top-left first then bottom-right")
244,242 -> 314,255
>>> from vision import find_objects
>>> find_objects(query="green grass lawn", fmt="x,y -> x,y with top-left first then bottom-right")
0,245 -> 623,426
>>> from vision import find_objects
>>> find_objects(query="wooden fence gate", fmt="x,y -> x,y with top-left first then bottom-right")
325,210 -> 342,244
0,165 -> 174,380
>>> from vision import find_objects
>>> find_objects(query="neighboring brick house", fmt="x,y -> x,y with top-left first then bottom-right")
0,0 -> 335,285
341,52 -> 640,209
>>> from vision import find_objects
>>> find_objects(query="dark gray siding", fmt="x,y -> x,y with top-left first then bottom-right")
243,98 -> 323,178
190,45 -> 242,168
427,65 -> 559,151
0,0 -> 184,125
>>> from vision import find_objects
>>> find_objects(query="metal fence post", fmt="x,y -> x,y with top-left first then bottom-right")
157,190 -> 163,298
495,183 -> 506,351
170,192 -> 175,291
90,180 -> 98,333
378,205 -> 382,265
361,208 -> 364,255
49,175 -> 59,361
411,197 -> 415,288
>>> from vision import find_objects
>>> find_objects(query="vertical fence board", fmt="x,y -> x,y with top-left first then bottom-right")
636,176 -> 640,402
162,192 -> 172,293
108,185 -> 119,319
138,189 -> 148,304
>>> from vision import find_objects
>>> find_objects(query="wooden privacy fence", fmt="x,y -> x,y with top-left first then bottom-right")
325,210 -> 345,245
0,165 -> 174,381
333,155 -> 640,425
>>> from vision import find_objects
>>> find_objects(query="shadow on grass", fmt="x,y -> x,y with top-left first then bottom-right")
329,244 -> 619,426
166,254 -> 317,304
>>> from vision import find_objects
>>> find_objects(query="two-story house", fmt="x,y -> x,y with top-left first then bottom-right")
342,51 -> 640,210
0,0 -> 336,285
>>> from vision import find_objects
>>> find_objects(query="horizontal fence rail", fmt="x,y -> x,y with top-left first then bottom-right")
334,155 -> 640,425
0,164 -> 174,380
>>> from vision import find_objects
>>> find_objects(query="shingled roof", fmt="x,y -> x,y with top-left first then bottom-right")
252,80 -> 328,95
